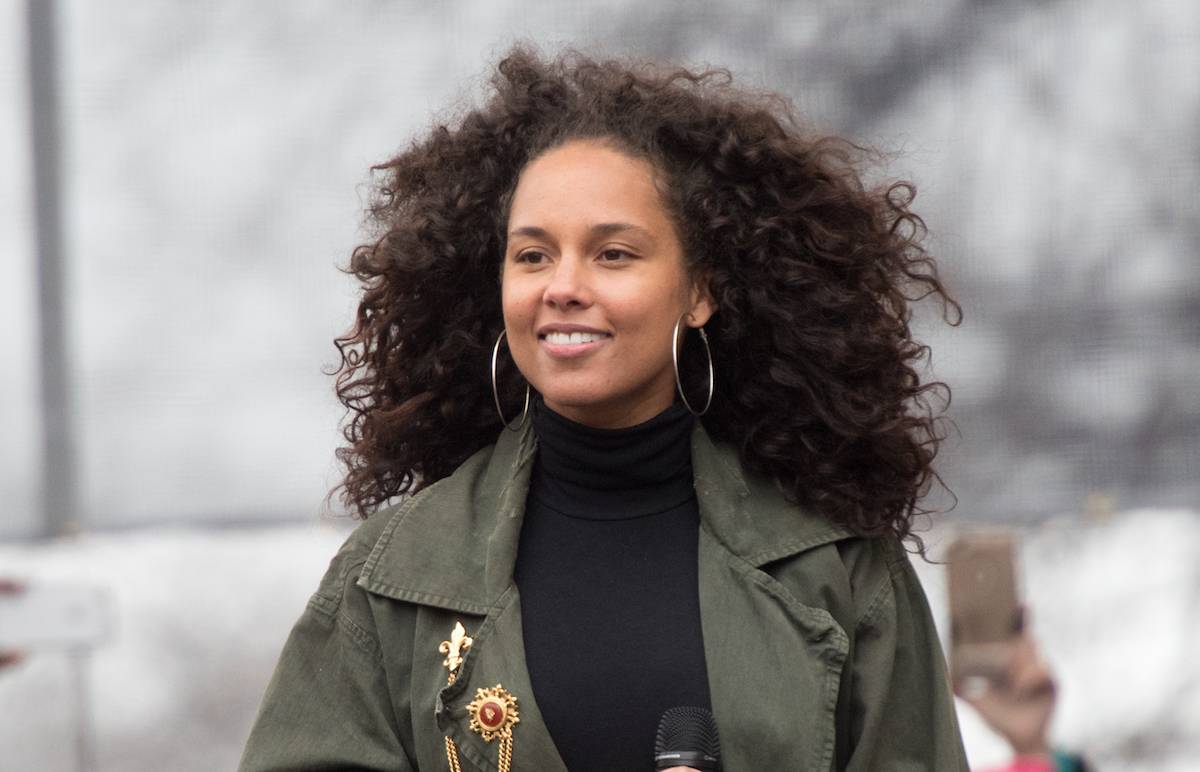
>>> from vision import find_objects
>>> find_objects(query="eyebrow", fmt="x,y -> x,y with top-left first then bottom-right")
507,222 -> 655,243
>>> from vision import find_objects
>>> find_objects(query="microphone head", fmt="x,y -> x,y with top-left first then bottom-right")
654,706 -> 721,771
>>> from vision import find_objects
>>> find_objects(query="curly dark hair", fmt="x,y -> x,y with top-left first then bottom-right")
328,43 -> 962,555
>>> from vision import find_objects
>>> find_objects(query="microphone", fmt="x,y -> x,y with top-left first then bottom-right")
653,706 -> 721,771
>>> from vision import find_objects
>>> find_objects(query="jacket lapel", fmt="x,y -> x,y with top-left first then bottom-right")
433,584 -> 569,771
358,416 -> 856,771
690,423 -> 856,770
358,419 -> 570,771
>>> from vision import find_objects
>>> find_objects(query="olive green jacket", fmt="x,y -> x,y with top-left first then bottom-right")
239,417 -> 970,771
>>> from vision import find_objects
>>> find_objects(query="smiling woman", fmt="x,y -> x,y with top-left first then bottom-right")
501,139 -> 714,428
239,43 -> 970,772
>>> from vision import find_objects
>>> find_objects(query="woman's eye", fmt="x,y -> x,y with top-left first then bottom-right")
517,250 -> 547,264
599,248 -> 632,262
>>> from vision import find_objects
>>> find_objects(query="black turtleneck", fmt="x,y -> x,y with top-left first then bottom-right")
513,396 -> 713,772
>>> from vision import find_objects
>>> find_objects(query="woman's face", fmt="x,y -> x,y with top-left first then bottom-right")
501,138 -> 714,429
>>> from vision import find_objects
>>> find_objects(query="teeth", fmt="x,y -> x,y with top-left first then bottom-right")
545,331 -> 606,345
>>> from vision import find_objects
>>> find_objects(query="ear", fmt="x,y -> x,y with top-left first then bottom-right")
685,271 -> 716,328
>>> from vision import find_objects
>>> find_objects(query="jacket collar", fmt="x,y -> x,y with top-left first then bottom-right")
357,412 -> 854,611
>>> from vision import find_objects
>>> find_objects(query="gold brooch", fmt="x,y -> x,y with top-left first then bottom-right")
439,623 -> 519,772
466,684 -> 521,742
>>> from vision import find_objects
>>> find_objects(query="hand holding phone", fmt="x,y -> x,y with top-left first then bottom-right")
947,532 -> 1058,756
957,618 -> 1058,757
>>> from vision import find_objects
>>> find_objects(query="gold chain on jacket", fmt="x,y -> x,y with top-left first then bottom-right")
444,735 -> 463,772
440,622 -> 520,772
445,725 -> 514,772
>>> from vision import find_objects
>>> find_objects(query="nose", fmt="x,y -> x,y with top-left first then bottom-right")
542,254 -> 592,310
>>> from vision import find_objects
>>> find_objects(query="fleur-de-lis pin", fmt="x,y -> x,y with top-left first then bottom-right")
439,621 -> 473,685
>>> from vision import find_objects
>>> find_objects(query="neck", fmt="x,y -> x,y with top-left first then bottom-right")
539,379 -> 679,429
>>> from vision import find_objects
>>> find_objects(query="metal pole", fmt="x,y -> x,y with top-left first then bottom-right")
26,0 -> 78,537
68,646 -> 97,772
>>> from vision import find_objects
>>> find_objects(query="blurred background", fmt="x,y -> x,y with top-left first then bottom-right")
1,0 -> 1196,769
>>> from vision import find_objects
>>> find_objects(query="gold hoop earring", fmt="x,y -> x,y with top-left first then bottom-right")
491,330 -> 530,431
672,315 -> 714,417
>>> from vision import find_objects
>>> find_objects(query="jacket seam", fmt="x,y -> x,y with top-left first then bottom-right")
305,558 -> 384,661
746,527 -> 855,566
335,609 -> 383,660
855,575 -> 892,629
359,582 -> 493,616
307,591 -> 339,618
854,540 -> 895,629
883,537 -> 918,585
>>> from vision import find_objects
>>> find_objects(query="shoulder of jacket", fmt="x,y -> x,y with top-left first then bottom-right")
834,533 -> 921,628
327,439 -> 503,573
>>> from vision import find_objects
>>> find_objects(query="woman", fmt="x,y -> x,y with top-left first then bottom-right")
240,44 -> 968,771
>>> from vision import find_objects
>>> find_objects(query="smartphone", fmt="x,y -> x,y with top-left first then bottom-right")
946,531 -> 1022,691
0,582 -> 113,650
